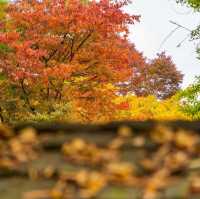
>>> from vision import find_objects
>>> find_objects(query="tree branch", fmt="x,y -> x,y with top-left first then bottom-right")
20,79 -> 35,112
69,30 -> 94,62
169,20 -> 192,32
0,106 -> 4,122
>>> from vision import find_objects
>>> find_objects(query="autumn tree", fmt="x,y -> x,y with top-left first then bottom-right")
119,52 -> 183,99
0,0 -> 140,122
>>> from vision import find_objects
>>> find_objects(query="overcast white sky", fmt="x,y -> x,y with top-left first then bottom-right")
125,0 -> 200,88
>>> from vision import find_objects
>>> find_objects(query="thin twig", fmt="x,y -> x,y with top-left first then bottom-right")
169,20 -> 192,32
159,26 -> 180,50
159,20 -> 193,50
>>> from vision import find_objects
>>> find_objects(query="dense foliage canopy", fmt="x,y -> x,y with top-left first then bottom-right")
0,0 -> 140,122
0,0 -> 196,123
119,52 -> 183,99
178,76 -> 200,120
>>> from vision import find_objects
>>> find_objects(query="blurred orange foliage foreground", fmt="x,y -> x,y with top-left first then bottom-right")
0,121 -> 200,199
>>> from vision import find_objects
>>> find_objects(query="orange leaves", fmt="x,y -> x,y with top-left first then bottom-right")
106,162 -> 136,185
175,130 -> 198,151
0,123 -> 200,198
75,170 -> 107,198
0,126 -> 39,171
62,138 -> 118,165
9,127 -> 38,162
69,82 -> 118,122
143,168 -> 170,199
0,0 -> 142,122
79,91 -> 93,98
44,64 -> 74,80
0,32 -> 19,44
0,123 -> 13,138
190,175 -> 200,194
151,125 -> 199,151
1,0 -> 139,84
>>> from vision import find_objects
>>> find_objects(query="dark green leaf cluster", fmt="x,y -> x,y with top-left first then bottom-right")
176,0 -> 200,10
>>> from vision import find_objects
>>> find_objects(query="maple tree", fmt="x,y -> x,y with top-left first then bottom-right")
0,0 -> 140,122
119,52 -> 183,99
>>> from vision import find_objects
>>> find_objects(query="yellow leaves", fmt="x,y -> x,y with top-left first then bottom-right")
43,166 -> 55,179
31,100 -> 40,107
190,175 -> 200,194
132,136 -> 145,147
62,138 -> 118,165
140,158 -> 157,172
150,125 -> 198,152
144,169 -> 169,199
50,170 -> 107,199
109,137 -> 124,149
0,124 -> 199,199
175,130 -> 198,150
8,127 -> 38,162
150,125 -> 173,144
106,162 -> 135,185
115,95 -> 191,121
64,138 -> 86,152
67,81 -> 118,123
109,125 -> 132,149
0,123 -> 14,138
9,138 -> 28,162
50,189 -> 63,199
76,170 -> 106,198
138,124 -> 200,199
75,170 -> 89,186
19,127 -> 38,144
118,125 -> 132,137
72,76 -> 89,83
165,151 -> 189,171
50,180 -> 66,199
106,162 -> 134,177
0,0 -> 7,20
0,158 -> 14,168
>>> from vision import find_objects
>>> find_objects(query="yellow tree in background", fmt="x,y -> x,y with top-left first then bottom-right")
115,95 -> 190,121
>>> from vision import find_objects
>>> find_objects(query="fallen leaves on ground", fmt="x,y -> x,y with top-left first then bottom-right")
0,123 -> 199,199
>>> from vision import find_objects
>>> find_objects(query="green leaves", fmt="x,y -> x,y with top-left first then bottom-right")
176,0 -> 200,10
179,76 -> 200,119
0,43 -> 12,53
0,73 -> 6,81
